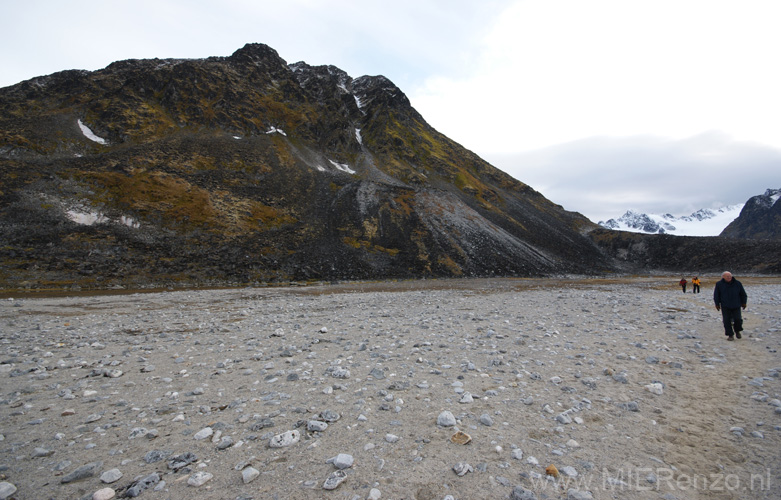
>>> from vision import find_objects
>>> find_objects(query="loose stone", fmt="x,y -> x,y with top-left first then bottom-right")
61,461 -> 103,483
450,431 -> 472,445
100,468 -> 123,483
269,429 -> 300,448
188,471 -> 213,487
452,462 -> 473,476
322,469 -> 348,490
437,411 -> 456,427
307,420 -> 328,432
242,467 -> 260,483
168,452 -> 197,470
479,413 -> 494,426
510,485 -> 537,500
217,436 -> 234,450
93,487 -> 116,500
328,453 -> 354,469
125,473 -> 160,497
0,482 -> 17,500
193,427 -> 213,440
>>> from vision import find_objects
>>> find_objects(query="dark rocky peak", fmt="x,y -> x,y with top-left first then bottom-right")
2,69 -> 91,103
289,62 -> 356,110
290,62 -> 352,90
228,43 -> 288,71
720,188 -> 781,239
352,75 -> 411,109
751,188 -> 781,208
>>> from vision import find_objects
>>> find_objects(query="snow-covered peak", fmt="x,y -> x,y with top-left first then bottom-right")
598,204 -> 743,236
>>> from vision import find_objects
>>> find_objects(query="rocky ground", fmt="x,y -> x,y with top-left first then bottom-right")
0,276 -> 779,500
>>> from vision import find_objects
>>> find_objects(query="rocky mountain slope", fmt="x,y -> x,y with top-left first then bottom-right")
720,188 -> 781,240
0,43 -> 611,290
1,43 -> 779,290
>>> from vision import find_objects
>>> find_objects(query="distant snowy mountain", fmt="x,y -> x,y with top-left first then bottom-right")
598,204 -> 743,236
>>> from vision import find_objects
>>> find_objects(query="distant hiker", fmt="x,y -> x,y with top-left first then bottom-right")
692,276 -> 701,294
713,271 -> 747,341
679,278 -> 687,293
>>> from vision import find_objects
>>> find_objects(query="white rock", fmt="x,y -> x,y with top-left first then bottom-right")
328,453 -> 354,469
367,488 -> 382,500
0,482 -> 17,500
187,471 -> 213,487
242,467 -> 260,484
92,488 -> 115,500
322,469 -> 347,490
193,427 -> 213,440
269,430 -> 300,448
561,466 -> 578,477
437,411 -> 456,427
307,420 -> 328,432
645,383 -> 664,395
459,392 -> 474,403
100,468 -> 123,483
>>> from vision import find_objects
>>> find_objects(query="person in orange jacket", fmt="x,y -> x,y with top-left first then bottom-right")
692,276 -> 701,294
679,277 -> 687,293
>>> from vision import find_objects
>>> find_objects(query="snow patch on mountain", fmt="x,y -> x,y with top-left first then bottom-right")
599,204 -> 743,236
77,119 -> 107,144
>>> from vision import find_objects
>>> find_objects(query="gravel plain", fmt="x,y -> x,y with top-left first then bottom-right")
1,276 -> 780,500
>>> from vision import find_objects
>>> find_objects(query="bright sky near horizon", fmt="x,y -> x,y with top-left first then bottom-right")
2,0 -> 780,222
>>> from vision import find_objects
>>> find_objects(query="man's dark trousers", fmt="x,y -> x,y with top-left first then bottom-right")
721,307 -> 743,336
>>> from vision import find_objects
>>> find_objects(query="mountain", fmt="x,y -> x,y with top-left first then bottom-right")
720,188 -> 781,239
598,205 -> 743,236
1,44 -> 779,290
0,43 -> 613,289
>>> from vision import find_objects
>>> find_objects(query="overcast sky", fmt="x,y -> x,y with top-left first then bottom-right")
2,0 -> 780,222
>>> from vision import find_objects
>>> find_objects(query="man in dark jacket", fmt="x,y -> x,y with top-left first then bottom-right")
713,271 -> 748,340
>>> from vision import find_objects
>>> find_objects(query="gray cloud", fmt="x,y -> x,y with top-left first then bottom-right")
484,131 -> 781,223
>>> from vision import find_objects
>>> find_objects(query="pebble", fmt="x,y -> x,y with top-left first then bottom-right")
450,431 -> 472,445
479,413 -> 493,426
193,427 -> 213,440
242,467 -> 260,483
125,473 -> 159,497
308,420 -> 329,431
0,483 -> 17,500
327,453 -> 354,469
61,461 -> 103,484
93,487 -> 116,500
187,471 -> 213,487
322,469 -> 348,490
437,410 -> 456,427
452,462 -> 473,476
100,468 -> 123,483
511,486 -> 537,500
269,430 -> 300,448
